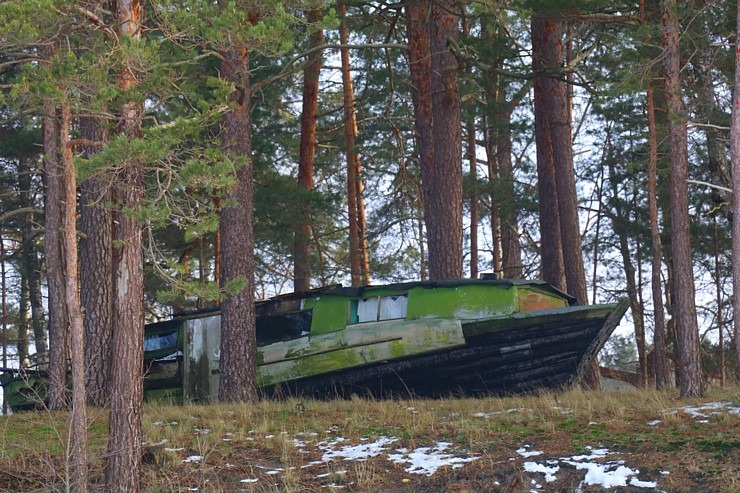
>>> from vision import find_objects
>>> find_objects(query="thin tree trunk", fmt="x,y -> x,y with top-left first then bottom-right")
356,166 -> 371,285
730,0 -> 740,384
59,103 -> 88,493
607,160 -> 647,387
44,94 -> 69,411
714,221 -> 725,387
79,115 -> 112,408
496,104 -> 521,279
218,41 -> 258,403
643,0 -> 668,389
662,0 -> 703,397
294,8 -> 323,293
17,157 -> 43,364
106,1 -> 145,490
466,118 -> 479,279
18,274 -> 29,366
339,2 -> 363,286
482,14 -> 523,279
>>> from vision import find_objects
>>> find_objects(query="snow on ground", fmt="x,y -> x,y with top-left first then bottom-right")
177,400 -> 739,488
522,446 -> 659,490
386,441 -> 479,476
679,401 -> 740,419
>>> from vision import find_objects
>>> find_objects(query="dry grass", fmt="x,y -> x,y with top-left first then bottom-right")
0,386 -> 737,492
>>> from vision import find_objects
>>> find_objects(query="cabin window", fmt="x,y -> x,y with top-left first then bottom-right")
352,295 -> 408,323
357,297 -> 379,323
379,295 -> 408,320
256,309 -> 313,346
144,330 -> 178,352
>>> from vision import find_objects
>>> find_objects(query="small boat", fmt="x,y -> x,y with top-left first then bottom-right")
2,278 -> 628,410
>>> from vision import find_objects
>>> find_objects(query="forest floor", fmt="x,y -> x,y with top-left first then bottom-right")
0,386 -> 737,492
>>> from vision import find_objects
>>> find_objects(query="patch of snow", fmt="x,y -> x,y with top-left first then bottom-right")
320,436 -> 397,461
523,461 -> 559,482
647,420 -> 662,426
387,441 -> 478,476
165,447 -> 185,452
630,477 -> 658,488
660,471 -> 670,476
517,446 -> 543,458
525,447 -> 659,489
240,478 -> 259,483
680,401 -> 740,419
182,455 -> 203,463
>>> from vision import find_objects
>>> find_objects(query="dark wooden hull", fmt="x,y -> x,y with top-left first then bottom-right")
261,300 -> 629,399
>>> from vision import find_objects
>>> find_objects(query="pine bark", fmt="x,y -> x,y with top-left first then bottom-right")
339,2 -> 365,286
79,115 -> 112,407
59,103 -> 88,493
407,1 -> 434,279
646,84 -> 668,389
17,157 -> 45,363
731,0 -> 740,384
294,8 -> 323,293
531,18 -> 566,292
106,1 -> 145,490
532,16 -> 598,389
407,0 -> 463,281
661,0 -> 703,397
482,17 -> 523,279
43,96 -> 69,410
495,104 -> 522,279
466,118 -> 479,279
429,2 -> 463,280
218,43 -> 258,403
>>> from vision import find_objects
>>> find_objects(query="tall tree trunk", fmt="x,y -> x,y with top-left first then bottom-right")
218,42 -> 257,403
466,118 -> 479,279
731,0 -> 740,384
428,1 -> 463,280
532,18 -> 566,292
647,83 -> 668,389
407,1 -> 434,278
662,0 -> 703,397
106,1 -> 145,491
17,157 -> 35,365
18,275 -> 29,366
495,104 -> 521,279
607,161 -> 648,387
59,103 -> 89,493
407,0 -> 463,281
482,17 -> 523,279
532,15 -> 598,389
339,2 -> 365,286
79,115 -> 112,408
44,94 -> 69,410
294,8 -> 323,293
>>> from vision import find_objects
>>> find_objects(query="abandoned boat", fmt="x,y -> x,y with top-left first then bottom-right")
2,278 -> 628,410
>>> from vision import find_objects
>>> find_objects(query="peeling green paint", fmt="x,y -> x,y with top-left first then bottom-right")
303,295 -> 350,335
406,284 -> 519,320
